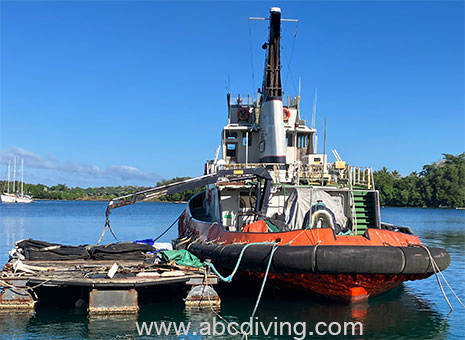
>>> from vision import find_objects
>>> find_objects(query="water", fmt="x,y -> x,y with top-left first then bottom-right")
0,201 -> 464,339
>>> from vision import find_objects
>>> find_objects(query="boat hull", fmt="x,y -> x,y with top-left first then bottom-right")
178,207 -> 450,303
188,242 -> 448,302
250,272 -> 427,303
0,194 -> 33,203
0,194 -> 16,203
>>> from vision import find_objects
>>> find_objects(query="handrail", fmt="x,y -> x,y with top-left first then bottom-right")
348,168 -> 357,235
209,161 -> 374,188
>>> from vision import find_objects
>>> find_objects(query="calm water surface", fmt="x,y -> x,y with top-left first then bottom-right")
0,201 -> 464,339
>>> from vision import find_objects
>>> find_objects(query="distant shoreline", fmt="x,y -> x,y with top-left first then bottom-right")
1,177 -> 201,204
32,198 -> 188,204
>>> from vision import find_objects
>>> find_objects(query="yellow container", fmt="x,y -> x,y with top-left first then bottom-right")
334,161 -> 346,169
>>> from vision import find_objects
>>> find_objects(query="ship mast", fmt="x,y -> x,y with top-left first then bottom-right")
257,7 -> 286,164
262,7 -> 282,101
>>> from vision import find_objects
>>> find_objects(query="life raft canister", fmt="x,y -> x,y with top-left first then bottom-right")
237,108 -> 250,121
283,107 -> 291,122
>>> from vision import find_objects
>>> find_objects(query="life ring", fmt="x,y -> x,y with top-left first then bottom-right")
237,108 -> 250,121
310,210 -> 335,229
283,107 -> 291,122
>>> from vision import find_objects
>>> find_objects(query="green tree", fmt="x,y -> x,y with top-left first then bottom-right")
374,153 -> 465,208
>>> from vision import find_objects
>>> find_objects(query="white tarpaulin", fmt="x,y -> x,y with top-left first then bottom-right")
284,188 -> 348,231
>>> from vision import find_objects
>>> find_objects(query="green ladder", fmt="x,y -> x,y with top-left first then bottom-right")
353,191 -> 377,236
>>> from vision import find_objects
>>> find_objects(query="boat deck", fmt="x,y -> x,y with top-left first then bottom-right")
2,259 -> 216,287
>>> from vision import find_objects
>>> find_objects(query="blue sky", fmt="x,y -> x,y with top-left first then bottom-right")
1,0 -> 464,187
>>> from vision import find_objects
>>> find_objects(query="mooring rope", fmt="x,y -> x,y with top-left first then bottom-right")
426,247 -> 453,312
204,241 -> 277,283
0,279 -> 37,300
199,241 -> 280,340
200,267 -> 248,339
419,244 -> 465,311
434,262 -> 465,309
241,242 -> 280,340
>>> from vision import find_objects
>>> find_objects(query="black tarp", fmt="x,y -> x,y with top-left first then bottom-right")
89,243 -> 155,260
15,239 -> 91,261
14,239 -> 155,261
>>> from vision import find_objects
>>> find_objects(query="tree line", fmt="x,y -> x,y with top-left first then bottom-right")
0,177 -> 202,202
373,153 -> 464,208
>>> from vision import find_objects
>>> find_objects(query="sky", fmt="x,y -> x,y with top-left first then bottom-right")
0,0 -> 464,187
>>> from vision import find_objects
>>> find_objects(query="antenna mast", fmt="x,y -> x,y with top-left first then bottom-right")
321,117 -> 327,185
311,88 -> 317,128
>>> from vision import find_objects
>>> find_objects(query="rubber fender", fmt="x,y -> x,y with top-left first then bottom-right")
188,243 -> 222,262
189,243 -> 315,273
226,245 -> 314,273
315,246 -> 405,274
189,243 -> 451,275
214,244 -> 277,272
401,246 -> 451,274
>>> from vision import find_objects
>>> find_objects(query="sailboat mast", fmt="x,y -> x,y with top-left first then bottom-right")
13,157 -> 16,194
7,160 -> 10,194
21,158 -> 24,197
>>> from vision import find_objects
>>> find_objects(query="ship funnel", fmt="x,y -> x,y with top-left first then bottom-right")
258,7 -> 286,163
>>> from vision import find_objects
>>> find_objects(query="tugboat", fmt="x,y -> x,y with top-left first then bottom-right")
106,7 -> 450,302
173,7 -> 450,302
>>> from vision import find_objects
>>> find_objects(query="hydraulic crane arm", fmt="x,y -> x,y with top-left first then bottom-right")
105,167 -> 273,218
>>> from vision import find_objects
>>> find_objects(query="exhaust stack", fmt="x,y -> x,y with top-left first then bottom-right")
258,7 -> 286,164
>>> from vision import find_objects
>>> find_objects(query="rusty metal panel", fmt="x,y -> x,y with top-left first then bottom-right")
88,289 -> 138,315
0,279 -> 35,310
186,276 -> 218,285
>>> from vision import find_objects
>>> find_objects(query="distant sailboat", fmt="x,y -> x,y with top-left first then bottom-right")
1,158 -> 33,203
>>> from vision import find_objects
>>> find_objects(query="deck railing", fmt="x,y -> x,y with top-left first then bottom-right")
205,161 -> 375,189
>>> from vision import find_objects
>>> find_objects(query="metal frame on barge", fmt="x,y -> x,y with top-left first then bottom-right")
1,253 -> 219,314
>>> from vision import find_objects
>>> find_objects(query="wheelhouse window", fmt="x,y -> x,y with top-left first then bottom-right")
297,134 -> 308,148
286,133 -> 293,146
226,131 -> 238,140
242,132 -> 252,146
226,143 -> 237,157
